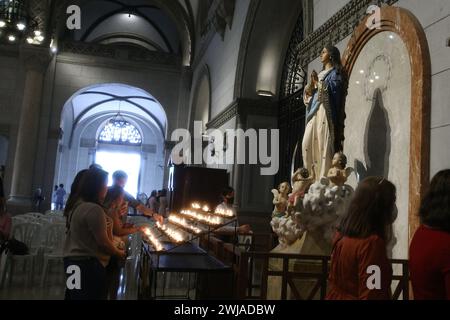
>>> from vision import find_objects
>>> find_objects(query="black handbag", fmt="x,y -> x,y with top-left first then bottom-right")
0,238 -> 29,255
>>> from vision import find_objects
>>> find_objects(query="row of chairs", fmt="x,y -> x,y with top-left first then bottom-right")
0,212 -> 66,289
1,213 -> 148,299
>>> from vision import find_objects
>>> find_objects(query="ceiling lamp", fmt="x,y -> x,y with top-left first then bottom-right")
0,0 -> 41,44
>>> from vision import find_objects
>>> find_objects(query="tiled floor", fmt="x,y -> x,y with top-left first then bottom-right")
0,264 -> 66,300
0,257 -> 133,300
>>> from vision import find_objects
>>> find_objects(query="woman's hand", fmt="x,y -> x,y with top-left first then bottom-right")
142,208 -> 164,225
238,224 -> 253,234
117,248 -> 126,260
119,201 -> 128,216
137,225 -> 148,233
153,213 -> 164,225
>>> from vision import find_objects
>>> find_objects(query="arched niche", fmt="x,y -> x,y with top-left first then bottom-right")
342,6 -> 431,248
190,65 -> 211,133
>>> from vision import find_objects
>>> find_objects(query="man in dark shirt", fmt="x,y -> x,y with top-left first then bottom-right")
109,170 -> 163,224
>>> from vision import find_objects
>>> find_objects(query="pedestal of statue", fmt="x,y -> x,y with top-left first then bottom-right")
266,237 -> 304,300
267,229 -> 332,300
292,229 -> 332,299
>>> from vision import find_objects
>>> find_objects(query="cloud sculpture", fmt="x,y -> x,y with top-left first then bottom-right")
271,177 -> 354,247
270,215 -> 304,247
295,177 -> 353,242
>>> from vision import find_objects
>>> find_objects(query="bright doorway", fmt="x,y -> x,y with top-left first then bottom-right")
95,150 -> 141,197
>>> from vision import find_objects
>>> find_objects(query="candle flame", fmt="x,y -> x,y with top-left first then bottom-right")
143,228 -> 163,251
156,222 -> 185,243
179,210 -> 222,225
214,208 -> 235,217
169,215 -> 202,234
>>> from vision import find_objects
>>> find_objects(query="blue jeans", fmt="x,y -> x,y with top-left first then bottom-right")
63,257 -> 107,300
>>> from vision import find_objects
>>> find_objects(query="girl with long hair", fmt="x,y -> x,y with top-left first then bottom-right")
326,176 -> 397,300
410,170 -> 450,299
63,167 -> 125,300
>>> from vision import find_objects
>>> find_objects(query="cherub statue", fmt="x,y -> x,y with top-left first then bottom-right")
288,166 -> 315,212
327,152 -> 354,187
271,182 -> 290,218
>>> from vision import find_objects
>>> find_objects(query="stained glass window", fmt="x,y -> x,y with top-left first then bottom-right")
98,120 -> 142,145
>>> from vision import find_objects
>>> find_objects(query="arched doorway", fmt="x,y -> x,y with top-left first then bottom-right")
95,118 -> 144,197
55,83 -> 168,200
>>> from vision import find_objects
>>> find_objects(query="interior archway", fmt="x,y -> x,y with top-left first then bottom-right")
55,83 -> 168,198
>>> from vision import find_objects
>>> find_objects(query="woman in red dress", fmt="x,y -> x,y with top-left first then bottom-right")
326,177 -> 397,300
410,169 -> 450,300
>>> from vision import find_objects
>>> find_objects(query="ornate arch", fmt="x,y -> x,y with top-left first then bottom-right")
342,6 -> 431,241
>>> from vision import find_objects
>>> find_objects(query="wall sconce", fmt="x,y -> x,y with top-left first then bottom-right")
257,90 -> 275,97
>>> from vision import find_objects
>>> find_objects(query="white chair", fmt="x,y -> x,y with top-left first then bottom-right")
45,210 -> 64,217
11,215 -> 27,226
0,222 -> 42,288
50,216 -> 66,224
40,224 -> 66,287
24,212 -> 45,220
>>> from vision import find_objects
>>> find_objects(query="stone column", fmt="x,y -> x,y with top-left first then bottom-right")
233,112 -> 245,211
8,46 -> 51,214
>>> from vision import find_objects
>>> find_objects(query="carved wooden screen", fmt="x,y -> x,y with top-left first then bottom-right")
276,12 -> 306,185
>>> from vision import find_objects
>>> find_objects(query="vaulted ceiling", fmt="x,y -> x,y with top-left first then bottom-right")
41,0 -> 199,65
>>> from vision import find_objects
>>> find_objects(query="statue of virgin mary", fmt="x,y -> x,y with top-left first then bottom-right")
302,46 -> 347,179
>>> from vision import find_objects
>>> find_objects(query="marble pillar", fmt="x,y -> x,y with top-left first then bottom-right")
8,46 -> 51,214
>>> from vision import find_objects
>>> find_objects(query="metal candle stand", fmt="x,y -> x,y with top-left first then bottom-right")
139,205 -> 237,299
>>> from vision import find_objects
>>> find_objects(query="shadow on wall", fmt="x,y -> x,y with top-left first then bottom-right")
354,88 -> 391,181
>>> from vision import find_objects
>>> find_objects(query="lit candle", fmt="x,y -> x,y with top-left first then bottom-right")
179,209 -> 223,226
143,228 -> 163,251
214,207 -> 235,218
169,215 -> 203,234
156,222 -> 185,243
